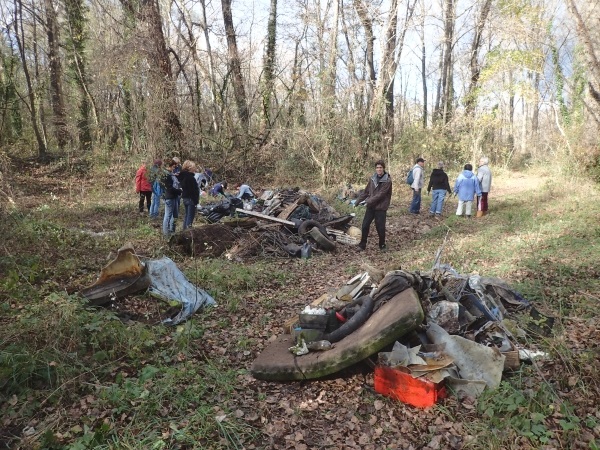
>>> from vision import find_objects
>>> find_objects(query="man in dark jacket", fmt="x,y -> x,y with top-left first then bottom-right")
427,162 -> 452,216
355,159 -> 393,251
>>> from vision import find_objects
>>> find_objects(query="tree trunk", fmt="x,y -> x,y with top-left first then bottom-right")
532,71 -> 540,133
420,1 -> 427,128
508,70 -> 515,151
14,0 -> 47,158
465,0 -> 492,116
64,0 -> 95,152
565,0 -> 600,129
44,0 -> 69,150
325,0 -> 340,103
119,0 -> 184,152
221,0 -> 249,130
440,0 -> 455,124
261,0 -> 278,130
353,0 -> 375,105
173,0 -> 220,133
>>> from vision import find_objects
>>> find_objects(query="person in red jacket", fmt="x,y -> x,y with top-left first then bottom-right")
135,162 -> 153,213
355,159 -> 393,251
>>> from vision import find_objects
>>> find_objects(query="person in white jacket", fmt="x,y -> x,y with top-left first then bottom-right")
409,157 -> 426,214
476,157 -> 492,215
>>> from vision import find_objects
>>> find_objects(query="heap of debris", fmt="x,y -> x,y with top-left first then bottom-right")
171,188 -> 360,259
252,260 -> 553,404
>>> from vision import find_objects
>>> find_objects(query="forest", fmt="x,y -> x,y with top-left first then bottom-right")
0,0 -> 598,178
0,0 -> 599,448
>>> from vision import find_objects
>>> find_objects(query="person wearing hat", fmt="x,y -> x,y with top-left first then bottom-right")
427,162 -> 452,216
409,157 -> 426,214
476,157 -> 492,215
355,159 -> 392,251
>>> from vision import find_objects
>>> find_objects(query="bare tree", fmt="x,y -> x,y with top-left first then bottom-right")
43,0 -> 69,150
221,0 -> 249,130
13,0 -> 47,158
64,0 -> 96,152
119,0 -> 184,152
353,0 -> 375,106
440,0 -> 455,124
261,0 -> 278,130
566,0 -> 600,126
465,0 -> 492,116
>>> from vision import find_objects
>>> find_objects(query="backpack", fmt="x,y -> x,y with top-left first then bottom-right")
406,168 -> 414,185
171,174 -> 181,190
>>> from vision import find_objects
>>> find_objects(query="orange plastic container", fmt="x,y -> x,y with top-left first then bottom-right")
374,366 -> 447,408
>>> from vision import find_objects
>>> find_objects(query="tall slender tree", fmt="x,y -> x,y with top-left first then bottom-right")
119,0 -> 184,152
64,0 -> 95,152
261,0 -> 278,130
465,0 -> 492,116
44,0 -> 69,149
221,0 -> 249,130
13,0 -> 47,158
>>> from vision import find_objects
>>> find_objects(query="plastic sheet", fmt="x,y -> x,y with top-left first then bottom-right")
146,257 -> 216,325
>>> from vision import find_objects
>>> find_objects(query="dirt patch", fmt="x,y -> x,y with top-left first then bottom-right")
169,223 -> 248,257
105,294 -> 177,324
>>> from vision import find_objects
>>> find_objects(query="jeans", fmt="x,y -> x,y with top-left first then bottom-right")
456,200 -> 474,216
163,198 -> 177,236
173,196 -> 180,219
360,208 -> 387,248
138,191 -> 152,212
409,189 -> 422,213
183,198 -> 196,229
149,193 -> 161,217
429,189 -> 447,214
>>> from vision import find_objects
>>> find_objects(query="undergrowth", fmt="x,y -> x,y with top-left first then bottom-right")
1,163 -> 599,449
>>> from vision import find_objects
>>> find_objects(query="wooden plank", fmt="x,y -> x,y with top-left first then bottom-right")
277,200 -> 299,220
236,208 -> 295,226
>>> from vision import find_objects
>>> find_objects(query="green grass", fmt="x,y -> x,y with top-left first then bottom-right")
1,165 -> 599,449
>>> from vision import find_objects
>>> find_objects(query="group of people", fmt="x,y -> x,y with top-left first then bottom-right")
356,157 -> 493,251
409,157 -> 492,218
135,158 -> 256,237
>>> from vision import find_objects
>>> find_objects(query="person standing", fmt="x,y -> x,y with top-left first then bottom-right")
135,162 -> 152,213
180,160 -> 200,229
148,159 -> 164,219
476,156 -> 492,215
454,164 -> 482,218
409,157 -> 426,214
355,159 -> 393,251
172,157 -> 182,219
162,160 -> 182,237
427,162 -> 452,216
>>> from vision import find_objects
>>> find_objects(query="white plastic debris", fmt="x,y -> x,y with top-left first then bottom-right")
518,349 -> 549,361
301,306 -> 327,315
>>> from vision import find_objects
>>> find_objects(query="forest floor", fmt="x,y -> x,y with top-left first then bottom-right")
1,161 -> 599,449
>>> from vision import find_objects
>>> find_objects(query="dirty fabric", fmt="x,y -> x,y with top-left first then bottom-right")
146,257 -> 216,325
372,271 -> 422,312
426,322 -> 505,391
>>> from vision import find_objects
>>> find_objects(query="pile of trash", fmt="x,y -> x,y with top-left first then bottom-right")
80,244 -> 216,325
261,262 -> 553,402
172,188 -> 361,259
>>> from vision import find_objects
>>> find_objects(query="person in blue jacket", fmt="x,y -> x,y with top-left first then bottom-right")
210,181 -> 228,197
148,159 -> 164,219
453,164 -> 481,218
235,183 -> 256,200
